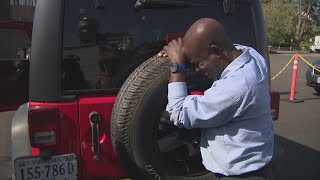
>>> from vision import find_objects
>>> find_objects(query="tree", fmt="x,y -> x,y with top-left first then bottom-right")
309,0 -> 320,25
293,0 -> 311,48
289,0 -> 320,48
262,0 -> 295,46
263,0 -> 320,49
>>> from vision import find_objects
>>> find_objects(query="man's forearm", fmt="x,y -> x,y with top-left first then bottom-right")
170,72 -> 186,82
167,82 -> 188,128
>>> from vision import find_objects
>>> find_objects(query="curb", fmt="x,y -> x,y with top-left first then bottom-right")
269,50 -> 310,54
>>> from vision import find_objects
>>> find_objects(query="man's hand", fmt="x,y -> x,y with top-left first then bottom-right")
158,38 -> 186,82
158,38 -> 185,64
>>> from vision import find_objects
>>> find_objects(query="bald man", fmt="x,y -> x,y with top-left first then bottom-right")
159,18 -> 273,179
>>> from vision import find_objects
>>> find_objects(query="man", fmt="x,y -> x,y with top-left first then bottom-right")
158,18 -> 274,179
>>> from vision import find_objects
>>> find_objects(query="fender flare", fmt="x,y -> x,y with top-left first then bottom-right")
11,103 -> 31,178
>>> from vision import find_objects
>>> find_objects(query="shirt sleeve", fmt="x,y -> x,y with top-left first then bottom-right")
166,82 -> 240,129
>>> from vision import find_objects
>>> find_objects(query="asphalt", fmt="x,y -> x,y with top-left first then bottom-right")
269,53 -> 320,180
269,50 -> 311,54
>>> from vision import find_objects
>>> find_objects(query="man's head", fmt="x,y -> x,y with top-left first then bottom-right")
183,18 -> 241,80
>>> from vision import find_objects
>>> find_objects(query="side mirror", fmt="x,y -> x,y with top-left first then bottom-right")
223,0 -> 235,15
79,17 -> 99,43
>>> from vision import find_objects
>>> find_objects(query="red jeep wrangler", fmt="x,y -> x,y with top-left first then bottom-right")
11,0 -> 280,179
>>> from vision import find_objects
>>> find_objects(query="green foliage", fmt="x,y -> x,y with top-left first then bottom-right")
308,0 -> 320,25
300,41 -> 311,51
262,0 -> 320,48
263,0 -> 295,46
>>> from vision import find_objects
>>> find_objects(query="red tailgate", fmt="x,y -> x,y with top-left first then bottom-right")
78,95 -> 126,179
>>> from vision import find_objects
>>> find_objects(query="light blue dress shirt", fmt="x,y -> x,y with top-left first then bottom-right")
166,45 -> 274,176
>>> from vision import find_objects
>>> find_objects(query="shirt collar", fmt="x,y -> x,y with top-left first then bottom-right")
220,45 -> 251,79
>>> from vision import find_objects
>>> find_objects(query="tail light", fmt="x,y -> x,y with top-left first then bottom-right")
28,107 -> 60,148
270,91 -> 280,120
190,91 -> 204,95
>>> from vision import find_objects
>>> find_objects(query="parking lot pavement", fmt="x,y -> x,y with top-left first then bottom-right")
0,111 -> 15,180
269,53 -> 320,180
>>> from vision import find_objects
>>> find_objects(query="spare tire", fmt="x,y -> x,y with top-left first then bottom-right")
111,56 -> 214,180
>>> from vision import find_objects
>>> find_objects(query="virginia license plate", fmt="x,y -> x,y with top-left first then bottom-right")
317,77 -> 320,83
14,154 -> 77,180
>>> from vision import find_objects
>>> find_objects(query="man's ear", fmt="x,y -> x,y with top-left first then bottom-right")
210,45 -> 223,56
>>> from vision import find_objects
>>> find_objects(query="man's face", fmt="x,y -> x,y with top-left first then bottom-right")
186,48 -> 223,81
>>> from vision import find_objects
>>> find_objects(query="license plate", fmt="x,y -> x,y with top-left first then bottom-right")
14,154 -> 77,180
317,77 -> 320,83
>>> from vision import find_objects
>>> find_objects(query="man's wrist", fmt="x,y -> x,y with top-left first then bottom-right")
170,72 -> 186,82
173,60 -> 185,65
169,62 -> 186,74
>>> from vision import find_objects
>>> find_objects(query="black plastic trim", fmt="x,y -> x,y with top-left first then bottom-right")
249,0 -> 270,82
30,0 -> 270,99
64,89 -> 119,96
29,0 -> 64,101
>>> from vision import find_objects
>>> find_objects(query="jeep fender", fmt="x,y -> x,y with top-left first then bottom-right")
11,103 -> 31,179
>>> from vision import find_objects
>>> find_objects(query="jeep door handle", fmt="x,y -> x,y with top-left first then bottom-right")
89,112 -> 100,158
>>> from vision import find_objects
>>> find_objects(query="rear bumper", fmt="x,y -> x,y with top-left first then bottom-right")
306,70 -> 320,87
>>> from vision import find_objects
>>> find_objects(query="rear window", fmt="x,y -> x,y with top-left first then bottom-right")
0,28 -> 30,60
0,27 -> 30,110
62,0 -> 256,92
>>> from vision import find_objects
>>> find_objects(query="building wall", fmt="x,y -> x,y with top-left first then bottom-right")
0,0 -> 10,21
0,28 -> 30,59
0,0 -> 35,21
10,6 -> 35,21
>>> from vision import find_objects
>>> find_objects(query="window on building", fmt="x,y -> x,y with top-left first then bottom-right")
10,0 -> 36,7
0,28 -> 30,60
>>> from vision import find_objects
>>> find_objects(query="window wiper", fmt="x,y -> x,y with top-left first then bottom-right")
134,0 -> 208,10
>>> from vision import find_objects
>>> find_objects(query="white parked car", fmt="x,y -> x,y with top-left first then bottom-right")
310,36 -> 320,53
